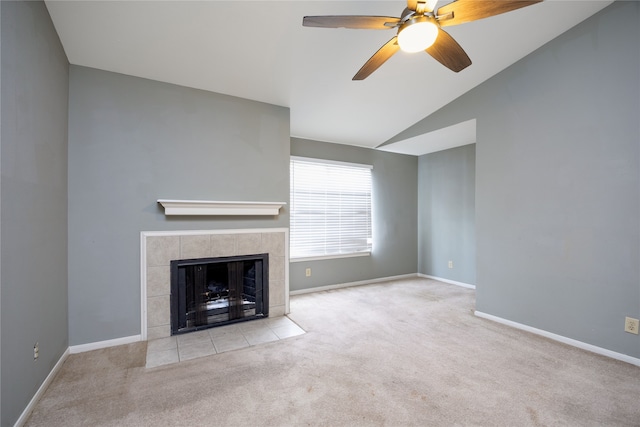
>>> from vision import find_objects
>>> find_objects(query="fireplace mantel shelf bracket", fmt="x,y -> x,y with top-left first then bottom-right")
157,199 -> 286,216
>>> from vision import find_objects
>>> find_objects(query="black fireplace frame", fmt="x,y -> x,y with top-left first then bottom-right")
170,253 -> 269,335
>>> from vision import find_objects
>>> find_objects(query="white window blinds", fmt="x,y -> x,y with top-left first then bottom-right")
290,157 -> 372,260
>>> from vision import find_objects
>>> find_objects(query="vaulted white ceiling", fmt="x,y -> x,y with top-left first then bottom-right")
45,0 -> 612,152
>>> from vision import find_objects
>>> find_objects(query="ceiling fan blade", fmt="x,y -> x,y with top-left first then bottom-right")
425,28 -> 472,72
353,37 -> 400,80
436,0 -> 542,27
303,16 -> 400,30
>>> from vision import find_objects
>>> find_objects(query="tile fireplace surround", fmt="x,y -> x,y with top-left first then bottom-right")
141,228 -> 289,341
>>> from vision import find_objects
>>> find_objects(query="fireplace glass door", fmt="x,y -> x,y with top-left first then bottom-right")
170,254 -> 268,335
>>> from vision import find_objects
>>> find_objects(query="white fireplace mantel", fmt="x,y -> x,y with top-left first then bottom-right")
157,199 -> 286,216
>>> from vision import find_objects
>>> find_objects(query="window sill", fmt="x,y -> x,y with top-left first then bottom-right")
290,251 -> 371,263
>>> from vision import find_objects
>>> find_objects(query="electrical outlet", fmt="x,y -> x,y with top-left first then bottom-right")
34,342 -> 39,360
305,268 -> 311,277
624,317 -> 639,335
448,261 -> 453,269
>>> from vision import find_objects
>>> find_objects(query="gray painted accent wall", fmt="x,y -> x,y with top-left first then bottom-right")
418,144 -> 476,284
68,66 -> 290,346
1,1 -> 69,425
290,137 -> 418,291
386,2 -> 640,358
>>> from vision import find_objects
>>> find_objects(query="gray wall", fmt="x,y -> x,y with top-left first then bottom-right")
290,137 -> 418,291
387,2 -> 639,358
68,66 -> 290,345
1,1 -> 69,425
418,144 -> 476,284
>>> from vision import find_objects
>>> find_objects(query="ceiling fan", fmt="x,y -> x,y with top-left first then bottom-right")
303,0 -> 542,80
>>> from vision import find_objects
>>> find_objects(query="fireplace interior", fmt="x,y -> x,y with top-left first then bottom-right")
170,253 -> 269,335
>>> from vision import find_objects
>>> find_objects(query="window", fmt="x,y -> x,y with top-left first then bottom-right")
290,157 -> 372,260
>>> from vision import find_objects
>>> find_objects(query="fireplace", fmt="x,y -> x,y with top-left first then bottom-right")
142,229 -> 287,341
170,253 -> 269,335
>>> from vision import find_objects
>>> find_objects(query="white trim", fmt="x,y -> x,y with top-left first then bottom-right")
290,273 -> 417,296
157,200 -> 286,216
418,274 -> 476,290
291,156 -> 373,169
142,228 -> 289,237
290,251 -> 371,263
140,231 -> 148,340
475,311 -> 640,367
14,348 -> 70,427
69,335 -> 141,354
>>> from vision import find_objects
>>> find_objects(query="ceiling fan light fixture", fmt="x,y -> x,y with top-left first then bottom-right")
397,16 -> 438,53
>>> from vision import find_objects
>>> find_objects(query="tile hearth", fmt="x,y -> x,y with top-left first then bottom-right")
145,316 -> 304,368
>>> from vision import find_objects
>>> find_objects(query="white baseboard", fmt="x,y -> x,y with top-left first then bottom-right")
418,274 -> 476,290
290,273 -> 418,296
475,311 -> 640,367
69,334 -> 142,354
14,348 -> 70,427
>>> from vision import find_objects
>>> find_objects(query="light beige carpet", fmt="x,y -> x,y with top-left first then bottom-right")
25,278 -> 640,426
